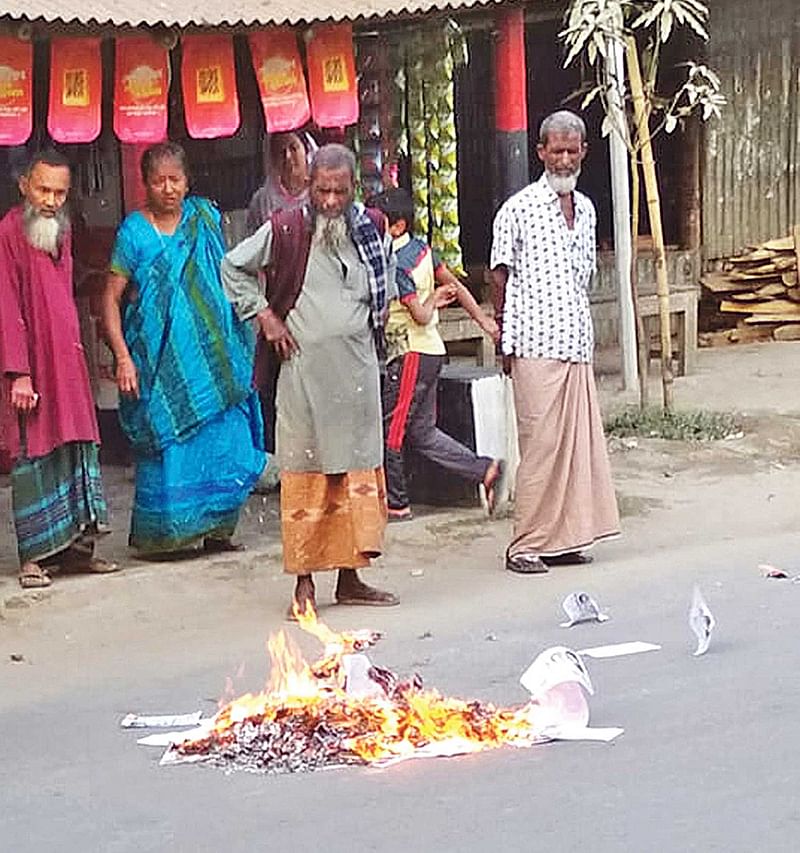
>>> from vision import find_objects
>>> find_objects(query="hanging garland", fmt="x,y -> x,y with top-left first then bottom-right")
404,21 -> 466,274
406,45 -> 430,241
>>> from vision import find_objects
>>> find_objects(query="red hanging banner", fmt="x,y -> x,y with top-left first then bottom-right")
114,37 -> 169,144
248,29 -> 310,133
306,24 -> 358,128
0,37 -> 33,146
181,35 -> 240,139
48,37 -> 102,143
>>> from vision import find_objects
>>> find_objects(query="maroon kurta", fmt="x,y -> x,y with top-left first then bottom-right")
0,205 -> 99,462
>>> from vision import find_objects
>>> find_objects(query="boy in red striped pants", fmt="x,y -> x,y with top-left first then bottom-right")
373,189 -> 503,521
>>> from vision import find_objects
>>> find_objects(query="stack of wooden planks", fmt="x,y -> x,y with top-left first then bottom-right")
701,226 -> 800,342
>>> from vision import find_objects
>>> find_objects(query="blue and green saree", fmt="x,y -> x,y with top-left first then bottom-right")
110,196 -> 264,553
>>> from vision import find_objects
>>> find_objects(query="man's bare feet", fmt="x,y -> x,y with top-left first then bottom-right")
287,574 -> 317,621
335,568 -> 399,607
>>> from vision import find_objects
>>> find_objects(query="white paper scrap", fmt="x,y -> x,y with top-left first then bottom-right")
137,722 -> 213,747
159,746 -> 206,767
121,711 -> 203,729
560,591 -> 610,627
577,641 -> 661,659
520,646 -> 593,699
545,726 -> 624,743
373,740 -> 483,768
689,586 -> 715,657
342,654 -> 384,699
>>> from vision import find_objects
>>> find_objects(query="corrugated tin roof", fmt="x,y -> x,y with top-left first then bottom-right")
2,0 -> 505,28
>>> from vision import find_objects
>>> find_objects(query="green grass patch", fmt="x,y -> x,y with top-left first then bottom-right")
604,407 -> 742,441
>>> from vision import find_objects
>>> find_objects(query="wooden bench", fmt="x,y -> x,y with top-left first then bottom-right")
638,289 -> 699,376
438,305 -> 496,366
438,291 -> 699,375
590,287 -> 699,376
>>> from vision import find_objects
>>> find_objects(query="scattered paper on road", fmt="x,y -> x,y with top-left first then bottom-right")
577,641 -> 661,659
342,654 -> 384,699
544,726 -> 624,743
121,711 -> 203,729
137,722 -> 213,747
520,646 -> 593,699
689,587 -> 715,656
560,591 -> 610,627
759,563 -> 788,578
759,563 -> 800,582
518,647 -> 623,743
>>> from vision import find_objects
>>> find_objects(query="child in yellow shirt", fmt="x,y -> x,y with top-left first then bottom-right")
373,188 -> 502,520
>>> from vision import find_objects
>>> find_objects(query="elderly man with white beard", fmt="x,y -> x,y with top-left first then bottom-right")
0,150 -> 116,588
222,143 -> 398,617
490,111 -> 620,576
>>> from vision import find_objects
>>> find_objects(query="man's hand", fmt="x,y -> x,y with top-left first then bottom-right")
258,308 -> 299,361
9,375 -> 39,413
116,357 -> 139,398
480,316 -> 500,343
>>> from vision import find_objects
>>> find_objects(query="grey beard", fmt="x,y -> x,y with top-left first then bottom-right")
23,203 -> 69,256
313,214 -> 349,253
546,169 -> 580,196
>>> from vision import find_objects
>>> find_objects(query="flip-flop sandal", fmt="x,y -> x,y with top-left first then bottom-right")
86,558 -> 120,574
387,509 -> 413,523
203,538 -> 247,553
18,563 -> 52,588
505,548 -> 548,575
336,590 -> 400,607
542,552 -> 594,567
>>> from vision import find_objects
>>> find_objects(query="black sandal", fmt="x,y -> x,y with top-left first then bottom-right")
505,550 -> 549,574
542,552 -> 594,567
203,537 -> 246,554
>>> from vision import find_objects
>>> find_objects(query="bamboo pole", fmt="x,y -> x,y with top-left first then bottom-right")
629,151 -> 649,408
606,39 -> 638,392
625,35 -> 673,411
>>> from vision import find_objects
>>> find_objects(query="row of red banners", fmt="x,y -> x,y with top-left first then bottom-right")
0,26 -> 358,146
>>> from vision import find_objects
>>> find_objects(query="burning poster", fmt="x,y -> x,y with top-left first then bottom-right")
181,35 -> 240,139
150,606 -> 622,775
0,37 -> 33,146
114,37 -> 169,144
248,29 -> 311,133
306,24 -> 358,128
48,37 -> 102,143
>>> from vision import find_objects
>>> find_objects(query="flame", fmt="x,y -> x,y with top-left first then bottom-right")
177,606 -> 544,766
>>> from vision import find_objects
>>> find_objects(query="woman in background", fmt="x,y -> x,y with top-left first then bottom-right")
246,131 -> 312,234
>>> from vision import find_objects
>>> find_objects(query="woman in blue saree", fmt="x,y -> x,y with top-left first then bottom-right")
102,142 -> 264,555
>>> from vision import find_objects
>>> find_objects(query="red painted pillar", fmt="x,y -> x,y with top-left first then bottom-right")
493,8 -> 529,206
120,143 -> 148,214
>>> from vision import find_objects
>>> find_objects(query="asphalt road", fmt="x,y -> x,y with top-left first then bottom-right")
2,506 -> 798,853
